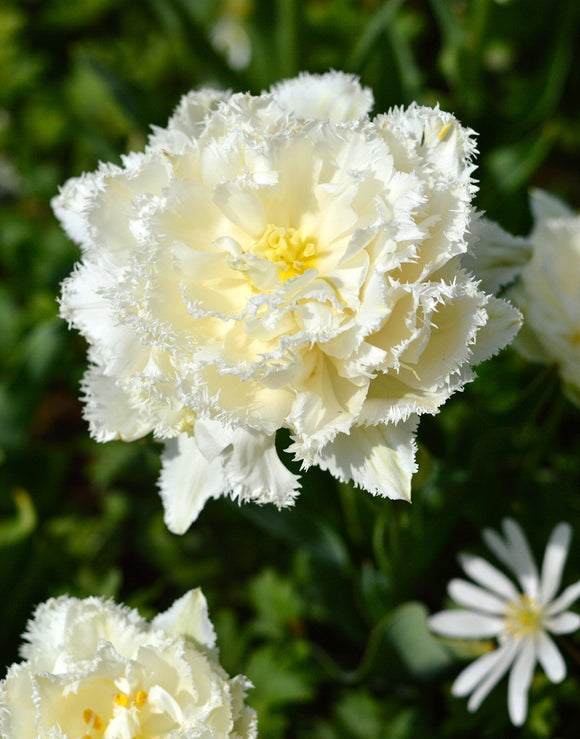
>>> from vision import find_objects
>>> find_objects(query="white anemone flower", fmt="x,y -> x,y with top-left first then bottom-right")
429,519 -> 580,726
0,589 -> 257,738
53,71 -> 521,533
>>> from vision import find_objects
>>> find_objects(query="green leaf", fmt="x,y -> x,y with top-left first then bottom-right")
384,601 -> 455,680
346,0 -> 405,72
248,568 -> 304,639
241,505 -> 350,569
245,644 -> 314,708
336,689 -> 385,739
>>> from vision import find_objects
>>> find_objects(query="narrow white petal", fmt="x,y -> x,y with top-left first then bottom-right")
459,554 -> 520,601
482,527 -> 512,568
448,579 -> 507,615
536,631 -> 566,683
428,610 -> 504,639
544,611 -> 580,634
539,522 -> 572,605
501,519 -> 540,599
544,580 -> 580,616
507,638 -> 536,726
466,639 -> 520,712
452,648 -> 508,697
311,420 -> 418,501
158,434 -> 226,534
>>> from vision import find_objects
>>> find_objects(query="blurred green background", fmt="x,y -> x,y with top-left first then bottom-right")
1,1 -> 579,736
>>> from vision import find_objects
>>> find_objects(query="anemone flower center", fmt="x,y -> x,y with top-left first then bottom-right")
504,594 -> 543,638
250,224 -> 317,281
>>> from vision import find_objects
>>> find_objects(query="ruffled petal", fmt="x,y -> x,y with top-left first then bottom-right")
468,297 -> 522,367
428,610 -> 504,639
310,419 -> 418,501
224,428 -> 301,507
152,589 -> 216,650
271,70 -> 374,122
462,216 -> 531,294
81,368 -> 152,443
158,434 -> 226,534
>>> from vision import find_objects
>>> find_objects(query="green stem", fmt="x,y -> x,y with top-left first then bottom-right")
338,481 -> 363,546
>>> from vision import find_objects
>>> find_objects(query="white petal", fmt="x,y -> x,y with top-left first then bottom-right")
544,611 -> 580,634
466,639 -> 520,712
539,522 -> 572,605
152,589 -> 216,649
51,171 -> 98,248
163,87 -> 230,141
544,580 -> 580,616
148,684 -> 184,723
158,434 -> 226,534
490,518 -> 539,599
194,418 -> 235,463
535,631 -> 566,683
310,420 -> 418,501
81,368 -> 152,443
452,645 -> 510,697
468,297 -> 522,366
225,428 -> 301,507
288,351 -> 369,450
530,188 -> 574,222
213,182 -> 266,238
507,638 -> 536,726
447,579 -> 507,615
271,70 -> 374,122
459,554 -> 520,601
463,216 -> 531,294
428,610 -> 504,639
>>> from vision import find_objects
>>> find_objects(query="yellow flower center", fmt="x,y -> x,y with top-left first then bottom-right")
504,594 -> 543,638
82,690 -> 149,737
250,224 -> 317,281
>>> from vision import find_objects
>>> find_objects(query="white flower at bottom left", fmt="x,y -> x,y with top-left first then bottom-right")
0,590 -> 257,738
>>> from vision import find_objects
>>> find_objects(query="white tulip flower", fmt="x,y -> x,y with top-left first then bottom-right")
54,71 -> 521,532
509,190 -> 580,403
0,590 -> 257,738
429,519 -> 580,726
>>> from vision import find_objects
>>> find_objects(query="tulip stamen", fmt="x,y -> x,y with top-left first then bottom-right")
83,708 -> 103,731
250,224 -> 318,281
